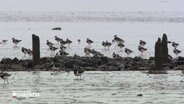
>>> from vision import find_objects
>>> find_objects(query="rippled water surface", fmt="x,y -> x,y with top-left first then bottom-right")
1,12 -> 184,103
0,18 -> 184,59
0,71 -> 184,104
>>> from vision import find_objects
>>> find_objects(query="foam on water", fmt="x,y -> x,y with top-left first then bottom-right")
0,71 -> 184,104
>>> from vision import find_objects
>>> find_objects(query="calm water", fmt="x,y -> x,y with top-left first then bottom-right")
0,71 -> 184,104
0,12 -> 184,103
0,20 -> 184,59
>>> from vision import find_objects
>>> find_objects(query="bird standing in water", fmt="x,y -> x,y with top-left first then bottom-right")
0,71 -> 11,84
73,65 -> 84,80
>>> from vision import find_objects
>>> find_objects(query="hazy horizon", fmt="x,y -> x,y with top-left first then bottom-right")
0,0 -> 184,12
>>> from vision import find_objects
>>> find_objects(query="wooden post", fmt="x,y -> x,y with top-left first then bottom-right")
155,38 -> 163,70
32,34 -> 40,66
162,33 -> 169,64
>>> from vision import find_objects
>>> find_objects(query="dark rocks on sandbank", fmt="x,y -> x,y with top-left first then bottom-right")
0,55 -> 184,72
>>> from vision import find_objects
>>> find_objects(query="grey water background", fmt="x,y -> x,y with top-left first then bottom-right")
0,11 -> 184,59
0,11 -> 184,104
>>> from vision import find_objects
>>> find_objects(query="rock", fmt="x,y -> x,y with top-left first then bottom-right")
137,67 -> 150,70
23,60 -> 33,69
176,61 -> 184,65
178,57 -> 184,61
64,60 -> 75,68
173,65 -> 184,70
112,93 -> 117,95
149,57 -> 155,61
137,94 -> 143,97
84,67 -> 96,71
100,56 -> 110,63
1,58 -> 12,64
12,57 -> 19,64
12,57 -> 19,62
52,27 -> 62,30
133,56 -> 143,62
147,70 -> 167,74
11,64 -> 24,71
34,64 -> 46,69
40,57 -> 53,63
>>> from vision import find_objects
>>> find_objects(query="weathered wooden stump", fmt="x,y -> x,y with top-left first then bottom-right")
32,34 -> 40,66
155,38 -> 163,70
162,33 -> 169,64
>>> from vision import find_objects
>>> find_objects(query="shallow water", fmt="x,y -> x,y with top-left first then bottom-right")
0,71 -> 184,104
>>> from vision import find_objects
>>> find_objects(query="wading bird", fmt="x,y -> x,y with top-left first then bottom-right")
138,46 -> 147,54
0,71 -> 11,84
12,38 -> 21,46
73,65 -> 84,80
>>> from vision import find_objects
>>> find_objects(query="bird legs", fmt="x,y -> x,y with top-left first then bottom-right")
3,78 -> 9,84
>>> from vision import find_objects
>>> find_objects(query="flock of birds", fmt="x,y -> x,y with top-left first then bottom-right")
45,35 -> 150,58
0,35 -> 183,84
0,35 -> 181,59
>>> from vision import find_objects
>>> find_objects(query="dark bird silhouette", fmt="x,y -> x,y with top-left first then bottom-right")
55,36 -> 63,43
138,46 -> 147,54
86,38 -> 93,45
60,40 -> 67,45
49,46 -> 58,56
106,41 -> 112,49
27,49 -> 33,57
21,47 -> 28,56
84,47 -> 92,56
49,46 -> 58,52
173,48 -> 181,56
77,39 -> 81,43
139,40 -> 146,46
47,40 -> 54,47
50,62 -> 60,75
167,41 -> 172,44
66,38 -> 72,45
0,71 -> 11,84
112,35 -> 125,43
59,49 -> 69,56
60,44 -> 67,50
172,42 -> 179,48
73,65 -> 84,80
102,41 -> 106,49
112,52 -> 121,58
51,62 -> 60,71
125,48 -> 133,55
118,43 -> 125,49
12,38 -> 21,45
90,49 -> 104,57
2,40 -> 8,44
